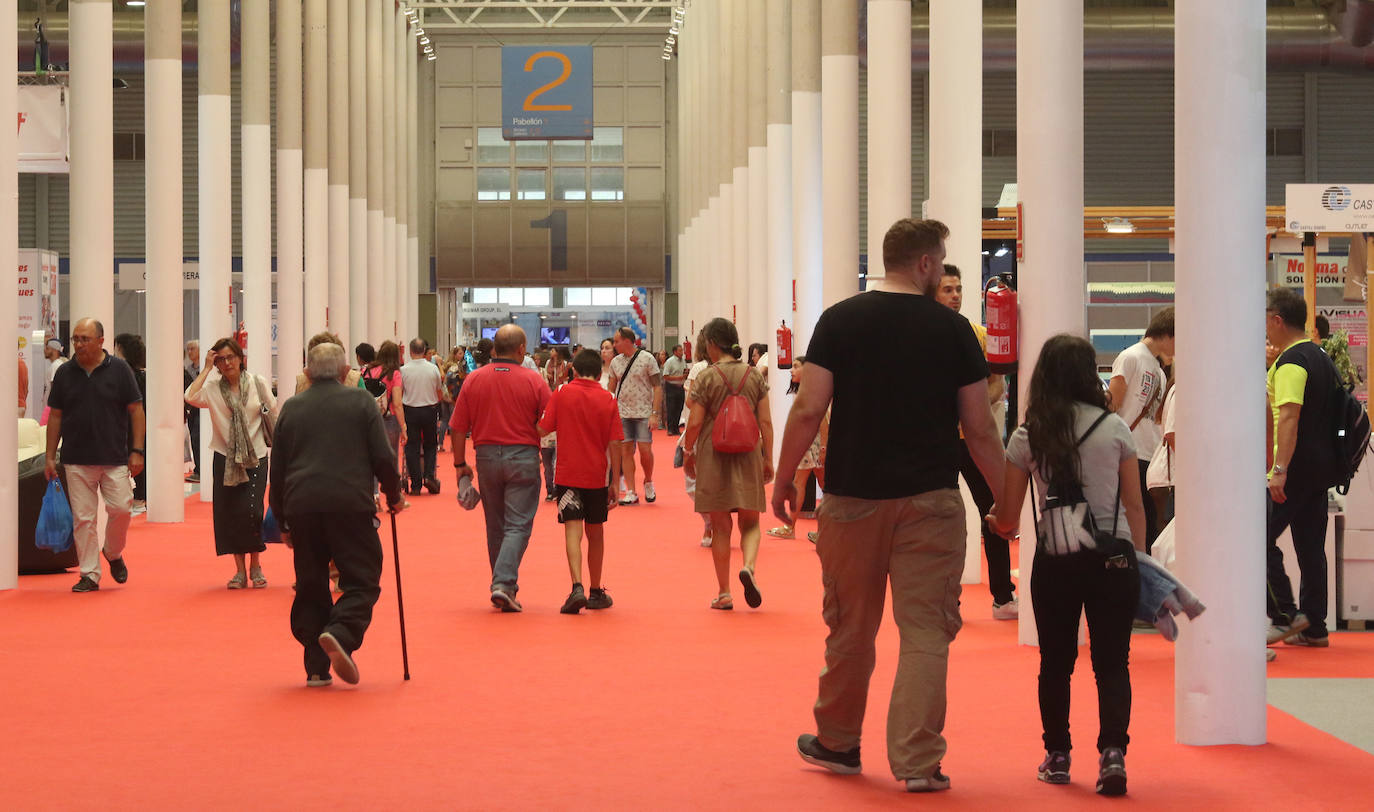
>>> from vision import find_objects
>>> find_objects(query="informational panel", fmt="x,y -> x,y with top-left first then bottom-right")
501,46 -> 593,141
117,261 -> 200,291
1273,253 -> 1347,289
17,249 -> 58,417
17,85 -> 68,174
1286,184 -> 1374,233
1320,304 -> 1368,402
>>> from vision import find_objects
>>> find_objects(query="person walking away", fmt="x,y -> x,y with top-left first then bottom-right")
680,334 -> 714,547
766,356 -> 828,539
449,325 -> 551,612
987,334 -> 1145,797
1144,372 -> 1177,530
439,347 -> 466,452
295,332 -> 365,393
662,344 -> 689,435
362,340 -> 407,484
401,338 -> 444,495
185,338 -> 277,589
539,348 -> 624,613
113,334 -> 148,514
270,342 -> 404,687
45,318 -> 143,592
772,219 -> 1005,793
607,327 -> 663,505
682,318 -> 774,610
1108,307 -> 1173,551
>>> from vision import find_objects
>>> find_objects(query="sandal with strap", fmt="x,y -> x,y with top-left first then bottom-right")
250,567 -> 267,589
766,525 -> 795,539
227,572 -> 247,590
710,593 -> 734,611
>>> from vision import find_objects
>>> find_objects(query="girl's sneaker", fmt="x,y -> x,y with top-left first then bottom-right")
1038,750 -> 1071,784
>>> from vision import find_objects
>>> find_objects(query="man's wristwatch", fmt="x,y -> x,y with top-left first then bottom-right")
130,449 -> 145,456
1272,463 -> 1287,475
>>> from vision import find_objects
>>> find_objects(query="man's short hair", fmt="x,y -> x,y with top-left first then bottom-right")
75,317 -> 105,339
493,325 -> 525,358
306,342 -> 347,381
615,326 -> 636,343
1267,288 -> 1307,331
409,338 -> 426,356
307,331 -> 344,351
1315,314 -> 1331,340
942,264 -> 961,279
882,218 -> 950,274
1144,306 -> 1175,339
672,344 -> 682,352
355,342 -> 376,365
572,348 -> 601,379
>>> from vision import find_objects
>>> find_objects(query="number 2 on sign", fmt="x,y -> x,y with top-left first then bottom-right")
523,51 -> 574,112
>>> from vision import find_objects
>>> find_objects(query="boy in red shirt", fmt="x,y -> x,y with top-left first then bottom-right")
539,349 -> 624,613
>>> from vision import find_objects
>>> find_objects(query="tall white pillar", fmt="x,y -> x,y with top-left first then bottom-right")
766,0 -> 793,459
1016,0 -> 1085,644
0,2 -> 19,588
327,0 -> 351,343
408,33 -> 422,345
746,0 -> 769,347
366,0 -> 387,343
792,0 -> 824,345
303,0 -> 329,334
394,9 -> 409,343
822,0 -> 859,306
199,0 -> 232,501
730,0 -> 750,333
276,0 -> 304,400
865,0 -> 910,283
69,0 -> 114,331
1174,0 -> 1268,746
348,0 -> 369,349
383,2 -> 398,342
242,0 -> 271,383
715,0 -> 732,324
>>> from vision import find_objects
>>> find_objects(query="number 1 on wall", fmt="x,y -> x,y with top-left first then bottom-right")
530,210 -> 569,272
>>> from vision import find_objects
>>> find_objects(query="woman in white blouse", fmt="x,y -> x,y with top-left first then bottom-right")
185,338 -> 277,589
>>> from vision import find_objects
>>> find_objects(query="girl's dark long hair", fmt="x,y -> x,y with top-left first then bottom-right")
1025,334 -> 1108,484
786,355 -> 806,394
375,340 -> 402,378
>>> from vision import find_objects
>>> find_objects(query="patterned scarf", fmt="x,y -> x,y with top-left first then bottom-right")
219,373 -> 259,487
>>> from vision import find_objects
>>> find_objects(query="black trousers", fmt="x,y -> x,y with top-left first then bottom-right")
664,384 -> 686,434
958,441 -> 1015,604
1265,485 -> 1330,636
1138,459 -> 1159,553
1030,541 -> 1139,754
188,409 -> 201,476
289,512 -> 384,677
403,404 -> 439,488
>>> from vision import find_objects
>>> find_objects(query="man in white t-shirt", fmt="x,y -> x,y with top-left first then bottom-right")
1108,307 -> 1173,551
401,338 -> 445,495
607,326 -> 662,504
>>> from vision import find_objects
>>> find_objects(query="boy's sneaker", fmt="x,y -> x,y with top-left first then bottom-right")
1285,631 -> 1330,647
905,766 -> 951,793
992,597 -> 1019,620
1038,750 -> 1071,784
1096,748 -> 1127,796
796,734 -> 861,775
644,482 -> 656,502
587,587 -> 614,610
560,584 -> 587,614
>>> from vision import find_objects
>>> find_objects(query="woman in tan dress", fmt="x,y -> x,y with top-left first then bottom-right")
682,318 -> 774,610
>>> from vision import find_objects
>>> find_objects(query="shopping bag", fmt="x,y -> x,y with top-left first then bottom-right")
36,479 -> 74,552
261,506 -> 283,543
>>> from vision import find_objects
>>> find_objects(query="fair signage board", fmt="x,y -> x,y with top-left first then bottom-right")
461,303 -> 509,318
118,261 -> 200,291
1274,254 -> 1347,289
501,46 -> 593,141
1285,184 -> 1374,233
18,85 -> 68,174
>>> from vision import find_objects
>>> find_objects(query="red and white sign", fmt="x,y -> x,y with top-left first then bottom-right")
1275,254 -> 1347,289
18,85 -> 68,174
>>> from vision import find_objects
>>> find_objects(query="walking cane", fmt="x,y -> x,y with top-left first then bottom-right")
389,511 -> 411,680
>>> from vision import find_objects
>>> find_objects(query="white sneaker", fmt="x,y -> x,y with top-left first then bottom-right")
700,534 -> 713,547
992,597 -> 1019,620
620,491 -> 639,506
1266,648 -> 1278,662
644,482 -> 656,503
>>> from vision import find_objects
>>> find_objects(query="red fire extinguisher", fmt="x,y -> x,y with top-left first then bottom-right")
984,274 -> 1017,374
233,321 -> 248,351
776,320 -> 793,369
682,338 -> 693,363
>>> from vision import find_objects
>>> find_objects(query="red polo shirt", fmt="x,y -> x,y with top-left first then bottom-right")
450,359 -> 550,447
538,378 -> 624,488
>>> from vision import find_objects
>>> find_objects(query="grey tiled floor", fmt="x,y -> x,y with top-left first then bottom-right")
1268,678 -> 1374,755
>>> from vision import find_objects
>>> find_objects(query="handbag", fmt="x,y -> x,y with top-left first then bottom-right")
253,374 -> 275,447
710,365 -> 761,454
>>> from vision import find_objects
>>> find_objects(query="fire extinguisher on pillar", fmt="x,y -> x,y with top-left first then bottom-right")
984,274 -> 1017,375
682,337 -> 693,363
233,321 -> 249,352
776,320 -> 793,369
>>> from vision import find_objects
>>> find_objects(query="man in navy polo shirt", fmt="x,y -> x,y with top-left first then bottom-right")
45,318 -> 145,592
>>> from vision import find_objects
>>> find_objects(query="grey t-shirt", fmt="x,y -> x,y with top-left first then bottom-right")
1006,404 -> 1139,543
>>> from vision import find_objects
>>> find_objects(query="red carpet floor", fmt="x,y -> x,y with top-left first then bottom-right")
3,433 -> 1373,810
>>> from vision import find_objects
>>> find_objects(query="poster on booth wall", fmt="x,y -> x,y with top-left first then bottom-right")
17,85 -> 69,174
17,249 -> 55,419
1319,305 -> 1369,403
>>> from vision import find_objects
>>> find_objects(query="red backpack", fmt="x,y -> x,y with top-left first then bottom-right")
711,366 -> 761,454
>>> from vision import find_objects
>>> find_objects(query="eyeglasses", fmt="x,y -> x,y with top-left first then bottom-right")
70,336 -> 97,344
213,355 -> 237,366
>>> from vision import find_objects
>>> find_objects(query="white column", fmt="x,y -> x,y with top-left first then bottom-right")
730,0 -> 750,333
1174,0 -> 1268,746
348,0 -> 369,348
276,0 -> 304,400
1015,0 -> 1085,644
69,0 -> 114,331
865,0 -> 911,282
242,0 -> 271,384
408,32 -> 422,345
394,9 -> 409,343
327,0 -> 351,342
746,0 -> 769,347
715,0 -> 732,323
199,0 -> 232,502
766,0 -> 793,458
303,0 -> 329,334
821,0 -> 859,307
144,0 -> 184,524
367,0 -> 386,343
792,0 -> 823,345
0,5 -> 19,588
383,1 -> 398,342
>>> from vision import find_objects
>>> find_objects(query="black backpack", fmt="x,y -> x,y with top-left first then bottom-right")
1330,379 -> 1371,494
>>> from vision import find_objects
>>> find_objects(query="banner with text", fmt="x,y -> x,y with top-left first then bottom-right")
1274,253 -> 1347,289
501,46 -> 593,141
18,85 -> 69,174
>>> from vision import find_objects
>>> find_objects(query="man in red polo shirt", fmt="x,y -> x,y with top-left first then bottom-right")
450,324 -> 551,613
539,348 -> 624,614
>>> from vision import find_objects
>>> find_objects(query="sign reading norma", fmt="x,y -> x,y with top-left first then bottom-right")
501,46 -> 593,141
1286,184 -> 1374,233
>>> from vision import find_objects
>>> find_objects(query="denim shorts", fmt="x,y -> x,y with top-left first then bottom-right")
621,417 -> 651,443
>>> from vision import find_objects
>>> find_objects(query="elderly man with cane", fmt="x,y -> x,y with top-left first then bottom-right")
270,342 -> 405,687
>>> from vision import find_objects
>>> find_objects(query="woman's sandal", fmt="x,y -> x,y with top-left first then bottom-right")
249,567 -> 267,589
710,593 -> 734,611
766,525 -> 795,539
227,572 -> 247,590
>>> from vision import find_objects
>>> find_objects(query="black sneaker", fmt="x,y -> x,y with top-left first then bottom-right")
587,587 -> 614,610
1096,747 -> 1127,796
425,477 -> 441,495
561,584 -> 587,614
796,733 -> 861,775
71,575 -> 99,593
408,484 -> 423,496
545,492 -> 557,502
305,673 -> 333,688
108,557 -> 128,584
1038,750 -> 1071,784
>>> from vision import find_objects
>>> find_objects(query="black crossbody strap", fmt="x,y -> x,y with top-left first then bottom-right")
615,349 -> 641,398
1028,408 -> 1113,543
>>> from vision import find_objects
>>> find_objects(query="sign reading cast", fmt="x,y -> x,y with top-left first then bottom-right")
501,46 -> 593,141
1286,184 -> 1374,233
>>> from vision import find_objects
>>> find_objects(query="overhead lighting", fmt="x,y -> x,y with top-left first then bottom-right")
1103,217 -> 1135,234
126,0 -> 145,6
994,245 -> 1009,257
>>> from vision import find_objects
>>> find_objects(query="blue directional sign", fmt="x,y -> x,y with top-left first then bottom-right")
502,46 -> 594,141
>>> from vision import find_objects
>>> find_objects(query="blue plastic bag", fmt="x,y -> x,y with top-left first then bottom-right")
36,479 -> 74,553
261,506 -> 283,544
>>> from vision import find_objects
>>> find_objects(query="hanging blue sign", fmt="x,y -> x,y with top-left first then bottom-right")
502,46 -> 594,141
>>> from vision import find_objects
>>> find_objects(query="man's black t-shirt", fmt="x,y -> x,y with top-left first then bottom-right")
47,351 -> 143,466
806,290 -> 988,499
1273,340 -> 1338,487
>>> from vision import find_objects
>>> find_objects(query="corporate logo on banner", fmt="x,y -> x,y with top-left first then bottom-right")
501,46 -> 593,141
1322,186 -> 1353,212
17,85 -> 69,174
1287,183 -> 1374,232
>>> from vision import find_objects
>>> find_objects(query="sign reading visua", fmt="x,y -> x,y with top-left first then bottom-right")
501,46 -> 593,141
1286,184 -> 1374,233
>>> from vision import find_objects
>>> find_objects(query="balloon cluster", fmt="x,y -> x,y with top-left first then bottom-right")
628,287 -> 649,343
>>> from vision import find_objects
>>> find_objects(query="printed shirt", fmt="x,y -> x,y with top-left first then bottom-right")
609,349 -> 661,419
1110,341 -> 1164,462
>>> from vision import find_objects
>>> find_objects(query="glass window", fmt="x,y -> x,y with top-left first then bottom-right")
553,140 -> 587,163
617,287 -> 635,304
477,128 -> 509,164
592,287 -> 619,306
471,288 -> 499,304
565,287 -> 592,306
515,140 -> 549,165
523,288 -> 552,307
590,167 -> 624,201
476,168 -> 511,201
496,288 -> 524,306
591,127 -> 623,163
553,168 -> 587,201
517,170 -> 547,201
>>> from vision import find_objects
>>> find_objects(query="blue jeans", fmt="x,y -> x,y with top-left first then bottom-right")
475,444 -> 541,594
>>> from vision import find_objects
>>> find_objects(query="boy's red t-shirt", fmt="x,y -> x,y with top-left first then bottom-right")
538,378 -> 624,489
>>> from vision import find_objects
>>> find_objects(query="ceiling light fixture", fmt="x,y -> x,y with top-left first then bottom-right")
1103,217 -> 1135,234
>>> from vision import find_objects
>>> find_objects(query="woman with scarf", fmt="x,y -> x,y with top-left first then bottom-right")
185,338 -> 277,589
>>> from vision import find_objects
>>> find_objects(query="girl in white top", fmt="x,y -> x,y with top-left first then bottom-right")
185,338 -> 277,589
598,338 -> 615,390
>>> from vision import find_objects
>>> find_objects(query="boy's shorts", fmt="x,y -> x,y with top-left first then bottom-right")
555,485 -> 610,525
